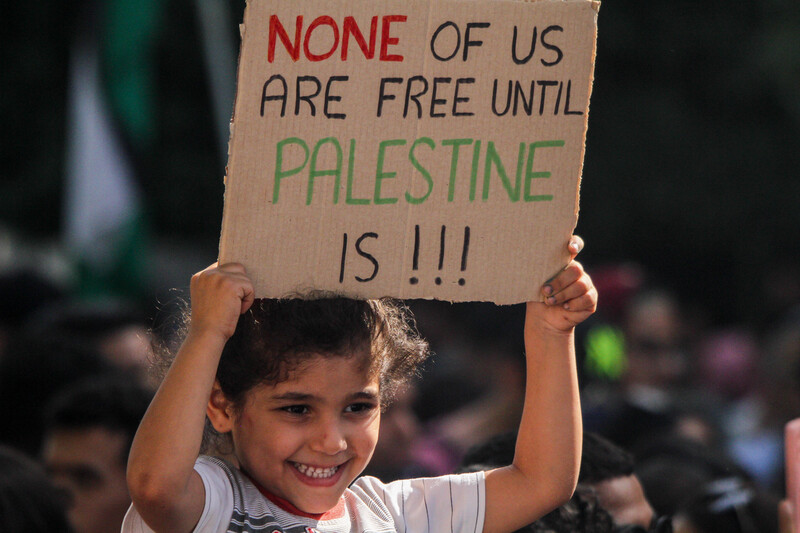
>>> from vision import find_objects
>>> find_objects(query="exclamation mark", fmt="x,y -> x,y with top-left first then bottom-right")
409,225 -> 420,285
339,233 -> 348,283
435,225 -> 446,285
459,226 -> 470,286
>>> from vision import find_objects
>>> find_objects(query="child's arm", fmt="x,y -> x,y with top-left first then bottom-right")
127,263 -> 254,533
483,236 -> 596,533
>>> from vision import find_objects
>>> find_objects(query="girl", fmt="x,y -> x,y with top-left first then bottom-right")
125,237 -> 596,533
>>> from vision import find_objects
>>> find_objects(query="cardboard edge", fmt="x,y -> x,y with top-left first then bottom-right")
536,0 -> 599,302
515,0 -> 600,6
218,3 -> 251,262
574,0 -> 599,218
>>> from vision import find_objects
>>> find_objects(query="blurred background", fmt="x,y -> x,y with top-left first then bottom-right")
1,1 -> 799,532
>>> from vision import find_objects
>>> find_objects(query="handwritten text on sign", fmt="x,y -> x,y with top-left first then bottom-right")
219,0 -> 599,304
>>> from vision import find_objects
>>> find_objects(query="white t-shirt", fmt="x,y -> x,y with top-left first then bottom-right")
122,456 -> 486,533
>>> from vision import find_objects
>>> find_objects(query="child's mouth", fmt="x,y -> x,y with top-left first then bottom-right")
292,462 -> 340,479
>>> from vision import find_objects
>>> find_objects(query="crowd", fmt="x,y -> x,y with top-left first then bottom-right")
0,258 -> 797,533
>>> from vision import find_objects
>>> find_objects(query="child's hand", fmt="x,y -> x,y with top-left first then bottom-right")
779,499 -> 794,533
188,262 -> 255,342
527,236 -> 597,334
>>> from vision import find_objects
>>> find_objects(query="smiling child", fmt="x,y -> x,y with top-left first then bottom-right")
124,236 -> 597,533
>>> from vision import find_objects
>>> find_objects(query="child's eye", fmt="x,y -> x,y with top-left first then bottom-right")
281,405 -> 310,415
344,402 -> 377,414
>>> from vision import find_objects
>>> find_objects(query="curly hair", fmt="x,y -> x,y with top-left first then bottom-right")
154,295 -> 429,453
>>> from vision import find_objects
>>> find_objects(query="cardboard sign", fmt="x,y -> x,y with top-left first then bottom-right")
219,0 -> 599,304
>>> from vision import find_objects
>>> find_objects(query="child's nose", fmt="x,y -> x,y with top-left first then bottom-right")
310,418 -> 348,455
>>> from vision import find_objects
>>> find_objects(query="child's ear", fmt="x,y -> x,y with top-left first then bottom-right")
207,381 -> 235,433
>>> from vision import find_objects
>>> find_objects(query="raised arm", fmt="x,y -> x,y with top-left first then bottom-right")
483,237 -> 597,533
127,263 -> 254,533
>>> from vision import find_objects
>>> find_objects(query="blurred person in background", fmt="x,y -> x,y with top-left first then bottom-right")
0,268 -> 64,361
614,289 -> 690,445
42,374 -> 153,533
579,432 -> 671,532
0,333 -> 115,456
460,431 -> 671,532
512,486 -> 618,533
671,476 -> 779,533
26,298 -> 155,384
414,302 -> 528,467
0,444 -> 73,533
585,286 -> 713,454
725,311 -> 800,491
633,434 -> 779,530
694,327 -> 777,488
363,382 -> 453,481
459,433 -> 616,533
697,329 -> 758,408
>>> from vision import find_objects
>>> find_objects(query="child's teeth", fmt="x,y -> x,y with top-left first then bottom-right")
294,463 -> 338,478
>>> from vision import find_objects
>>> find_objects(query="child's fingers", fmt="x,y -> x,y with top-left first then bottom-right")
193,262 -> 245,282
190,262 -> 256,339
215,264 -> 254,313
540,236 -> 585,299
239,280 -> 256,314
216,261 -> 248,274
568,235 -> 584,259
545,273 -> 592,306
213,263 -> 255,314
192,263 -> 254,305
561,287 -> 598,312
542,262 -> 584,300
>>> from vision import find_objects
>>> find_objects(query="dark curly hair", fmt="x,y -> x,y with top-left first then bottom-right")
155,295 -> 429,452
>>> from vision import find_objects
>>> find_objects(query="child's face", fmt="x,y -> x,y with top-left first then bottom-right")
230,353 -> 381,514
